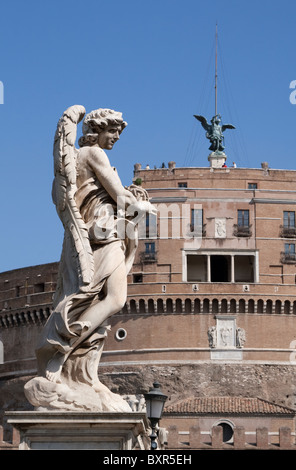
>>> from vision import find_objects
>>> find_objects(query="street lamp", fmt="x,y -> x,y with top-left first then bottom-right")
144,381 -> 168,450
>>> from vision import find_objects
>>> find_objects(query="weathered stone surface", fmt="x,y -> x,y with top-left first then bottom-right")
25,106 -> 155,412
2,362 -> 296,440
6,411 -> 149,450
98,362 -> 296,409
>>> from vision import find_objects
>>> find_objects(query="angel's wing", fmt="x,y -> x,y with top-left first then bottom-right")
194,114 -> 210,131
52,105 -> 85,211
52,105 -> 95,291
222,123 -> 236,131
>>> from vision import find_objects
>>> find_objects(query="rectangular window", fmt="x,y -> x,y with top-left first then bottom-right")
133,274 -> 143,283
146,212 -> 157,238
34,282 -> 45,293
187,255 -> 207,282
145,242 -> 155,253
237,210 -> 249,227
141,241 -> 157,262
285,243 -> 295,255
191,209 -> 203,234
284,211 -> 295,228
178,182 -> 187,188
139,212 -> 157,239
248,183 -> 257,189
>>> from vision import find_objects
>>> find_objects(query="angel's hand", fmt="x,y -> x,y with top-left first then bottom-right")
147,203 -> 157,216
122,189 -> 138,206
126,200 -> 156,219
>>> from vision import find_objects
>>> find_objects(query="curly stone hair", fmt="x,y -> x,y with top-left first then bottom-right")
78,108 -> 127,147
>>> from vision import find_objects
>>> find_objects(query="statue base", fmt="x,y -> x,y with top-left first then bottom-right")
6,411 -> 150,450
208,152 -> 227,168
24,376 -> 133,413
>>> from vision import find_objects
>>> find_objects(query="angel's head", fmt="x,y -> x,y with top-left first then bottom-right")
211,114 -> 221,125
78,108 -> 127,149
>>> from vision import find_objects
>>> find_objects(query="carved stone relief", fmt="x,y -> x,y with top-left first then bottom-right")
208,316 -> 246,350
215,218 -> 226,238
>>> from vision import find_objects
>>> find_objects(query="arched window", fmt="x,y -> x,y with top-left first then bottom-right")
185,299 -> 192,313
148,299 -> 155,313
194,298 -> 200,313
266,299 -> 272,314
175,298 -> 182,313
275,300 -> 282,314
130,299 -> 137,313
239,299 -> 245,313
203,298 -> 209,313
221,299 -> 228,313
284,300 -> 291,315
248,299 -> 255,313
257,299 -> 264,313
139,299 -> 146,314
166,298 -> 173,313
230,299 -> 236,313
157,299 -> 164,313
212,299 -> 219,314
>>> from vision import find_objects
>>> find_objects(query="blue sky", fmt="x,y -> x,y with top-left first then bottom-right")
1,0 -> 296,272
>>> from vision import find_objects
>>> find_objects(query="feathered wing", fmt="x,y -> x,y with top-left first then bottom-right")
194,114 -> 210,131
52,105 -> 95,291
222,124 -> 236,131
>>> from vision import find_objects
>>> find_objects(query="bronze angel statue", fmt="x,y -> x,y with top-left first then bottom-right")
194,114 -> 235,153
25,106 -> 155,411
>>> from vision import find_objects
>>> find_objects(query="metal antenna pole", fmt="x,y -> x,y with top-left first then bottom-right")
215,23 -> 218,116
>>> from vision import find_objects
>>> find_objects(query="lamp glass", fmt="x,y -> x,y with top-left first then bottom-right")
144,382 -> 168,421
146,397 -> 165,420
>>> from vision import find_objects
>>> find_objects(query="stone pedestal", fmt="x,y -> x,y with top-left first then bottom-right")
208,152 -> 227,168
6,411 -> 149,450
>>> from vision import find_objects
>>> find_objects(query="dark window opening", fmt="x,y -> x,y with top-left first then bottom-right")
211,255 -> 230,282
34,282 -> 45,293
187,255 -> 207,282
178,182 -> 187,188
234,255 -> 254,282
133,274 -> 143,283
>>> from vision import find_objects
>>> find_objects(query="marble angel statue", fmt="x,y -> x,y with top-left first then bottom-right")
25,105 -> 155,412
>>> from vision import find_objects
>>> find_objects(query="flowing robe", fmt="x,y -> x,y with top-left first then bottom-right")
36,174 -> 137,376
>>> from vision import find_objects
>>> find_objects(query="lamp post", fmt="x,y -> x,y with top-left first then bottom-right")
144,381 -> 168,450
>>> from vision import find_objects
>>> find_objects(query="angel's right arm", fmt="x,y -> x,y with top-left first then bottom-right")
87,147 -> 136,205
